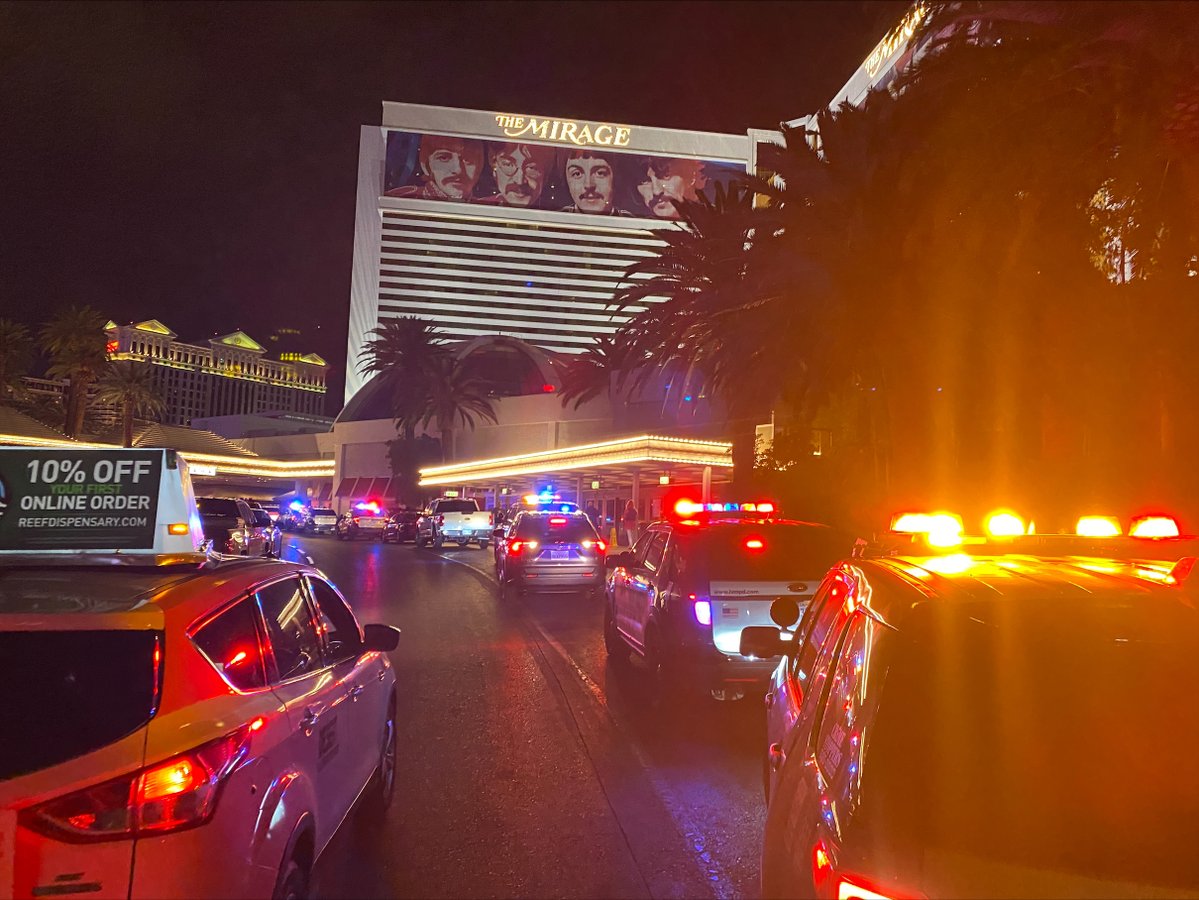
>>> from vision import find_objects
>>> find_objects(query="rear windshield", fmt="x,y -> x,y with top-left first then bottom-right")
516,515 -> 598,541
436,500 -> 480,514
196,497 -> 238,517
870,597 -> 1199,886
311,508 -> 336,517
0,630 -> 159,780
680,524 -> 849,581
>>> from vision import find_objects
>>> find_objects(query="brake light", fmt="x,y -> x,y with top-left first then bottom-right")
581,539 -> 607,552
1130,515 -> 1180,538
21,726 -> 254,842
745,538 -> 765,550
1076,515 -> 1121,537
508,539 -> 539,556
812,841 -> 914,900
693,596 -> 712,626
549,516 -> 568,526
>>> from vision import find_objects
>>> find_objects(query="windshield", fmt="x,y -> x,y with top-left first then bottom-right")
0,630 -> 160,780
196,497 -> 238,518
436,500 -> 480,514
681,523 -> 850,582
870,597 -> 1199,886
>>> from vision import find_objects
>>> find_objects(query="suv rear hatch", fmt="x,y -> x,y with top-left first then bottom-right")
685,524 -> 850,654
196,497 -> 240,550
516,515 -> 603,568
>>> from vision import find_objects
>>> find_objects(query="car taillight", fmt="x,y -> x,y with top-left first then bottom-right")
580,539 -> 607,553
812,841 -> 920,900
508,539 -> 539,556
690,594 -> 712,626
20,725 -> 254,843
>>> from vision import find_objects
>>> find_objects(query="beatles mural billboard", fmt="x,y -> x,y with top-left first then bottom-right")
383,123 -> 747,221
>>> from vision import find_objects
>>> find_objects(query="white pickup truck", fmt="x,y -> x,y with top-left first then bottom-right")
417,497 -> 494,549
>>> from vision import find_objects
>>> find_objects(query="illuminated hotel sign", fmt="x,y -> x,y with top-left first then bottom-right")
864,3 -> 926,78
494,113 -> 633,148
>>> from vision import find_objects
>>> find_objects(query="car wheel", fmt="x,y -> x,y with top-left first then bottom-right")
272,851 -> 310,900
478,539 -> 488,550
433,537 -> 444,550
644,625 -> 674,689
603,604 -> 629,663
362,692 -> 397,818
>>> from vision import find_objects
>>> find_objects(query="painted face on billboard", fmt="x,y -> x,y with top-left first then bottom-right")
491,144 -> 551,207
636,157 -> 707,219
419,136 -> 484,200
564,153 -> 615,214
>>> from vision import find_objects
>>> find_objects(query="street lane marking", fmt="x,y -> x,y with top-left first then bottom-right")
436,550 -> 736,900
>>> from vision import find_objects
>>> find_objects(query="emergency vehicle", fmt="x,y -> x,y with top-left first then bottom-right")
603,499 -> 853,700
742,509 -> 1199,899
0,448 -> 401,900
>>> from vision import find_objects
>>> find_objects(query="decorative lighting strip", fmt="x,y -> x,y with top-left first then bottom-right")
0,433 -> 333,478
419,435 -> 732,486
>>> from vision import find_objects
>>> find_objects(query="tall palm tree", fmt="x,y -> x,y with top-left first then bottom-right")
94,361 -> 165,447
0,319 -> 32,403
359,316 -> 449,441
41,306 -> 109,438
613,180 -> 782,481
557,334 -> 630,411
418,355 -> 498,461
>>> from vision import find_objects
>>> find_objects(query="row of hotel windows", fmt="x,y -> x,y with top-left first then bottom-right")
122,343 -> 324,389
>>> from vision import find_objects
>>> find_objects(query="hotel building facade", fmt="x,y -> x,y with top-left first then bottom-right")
106,319 -> 328,426
344,102 -> 776,402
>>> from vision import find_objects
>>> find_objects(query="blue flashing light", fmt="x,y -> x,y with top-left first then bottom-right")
683,394 -> 694,402
289,500 -> 305,511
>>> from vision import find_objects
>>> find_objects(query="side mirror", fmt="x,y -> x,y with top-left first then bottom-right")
363,623 -> 401,652
770,597 -> 801,629
740,625 -> 788,660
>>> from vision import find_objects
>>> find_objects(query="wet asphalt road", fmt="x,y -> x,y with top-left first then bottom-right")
288,533 -> 768,899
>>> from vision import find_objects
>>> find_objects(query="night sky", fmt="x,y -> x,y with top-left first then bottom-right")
0,1 -> 906,405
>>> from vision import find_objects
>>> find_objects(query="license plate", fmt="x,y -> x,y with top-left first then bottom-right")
550,550 -> 568,560
0,808 -> 15,900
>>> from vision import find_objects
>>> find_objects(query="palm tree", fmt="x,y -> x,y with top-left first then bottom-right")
359,316 -> 449,441
418,355 -> 498,461
557,334 -> 630,411
0,319 -> 32,403
94,361 -> 165,447
41,306 -> 109,438
613,180 -> 783,482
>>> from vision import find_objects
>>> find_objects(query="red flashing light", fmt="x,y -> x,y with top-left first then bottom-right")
549,516 -> 568,526
1130,515 -> 1181,539
745,538 -> 765,550
226,650 -> 248,667
508,538 -> 539,556
542,383 -> 555,393
675,498 -> 703,517
812,841 -> 907,900
249,716 -> 266,732
105,340 -> 119,355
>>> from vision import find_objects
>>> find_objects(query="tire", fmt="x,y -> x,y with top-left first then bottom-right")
604,603 -> 629,663
362,693 -> 397,818
433,537 -> 444,550
272,853 -> 310,900
478,539 -> 488,550
457,541 -> 469,549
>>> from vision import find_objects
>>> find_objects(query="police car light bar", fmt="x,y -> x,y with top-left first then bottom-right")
673,499 -> 777,517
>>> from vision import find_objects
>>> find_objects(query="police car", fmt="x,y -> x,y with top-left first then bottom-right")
743,510 -> 1199,898
0,448 -> 401,900
603,500 -> 852,700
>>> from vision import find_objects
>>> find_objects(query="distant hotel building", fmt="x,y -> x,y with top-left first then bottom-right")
344,102 -> 768,401
106,319 -> 328,426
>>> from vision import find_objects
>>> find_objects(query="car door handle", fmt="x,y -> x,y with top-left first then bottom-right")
347,684 -> 364,702
764,691 -> 774,709
768,742 -> 785,771
300,707 -> 320,735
